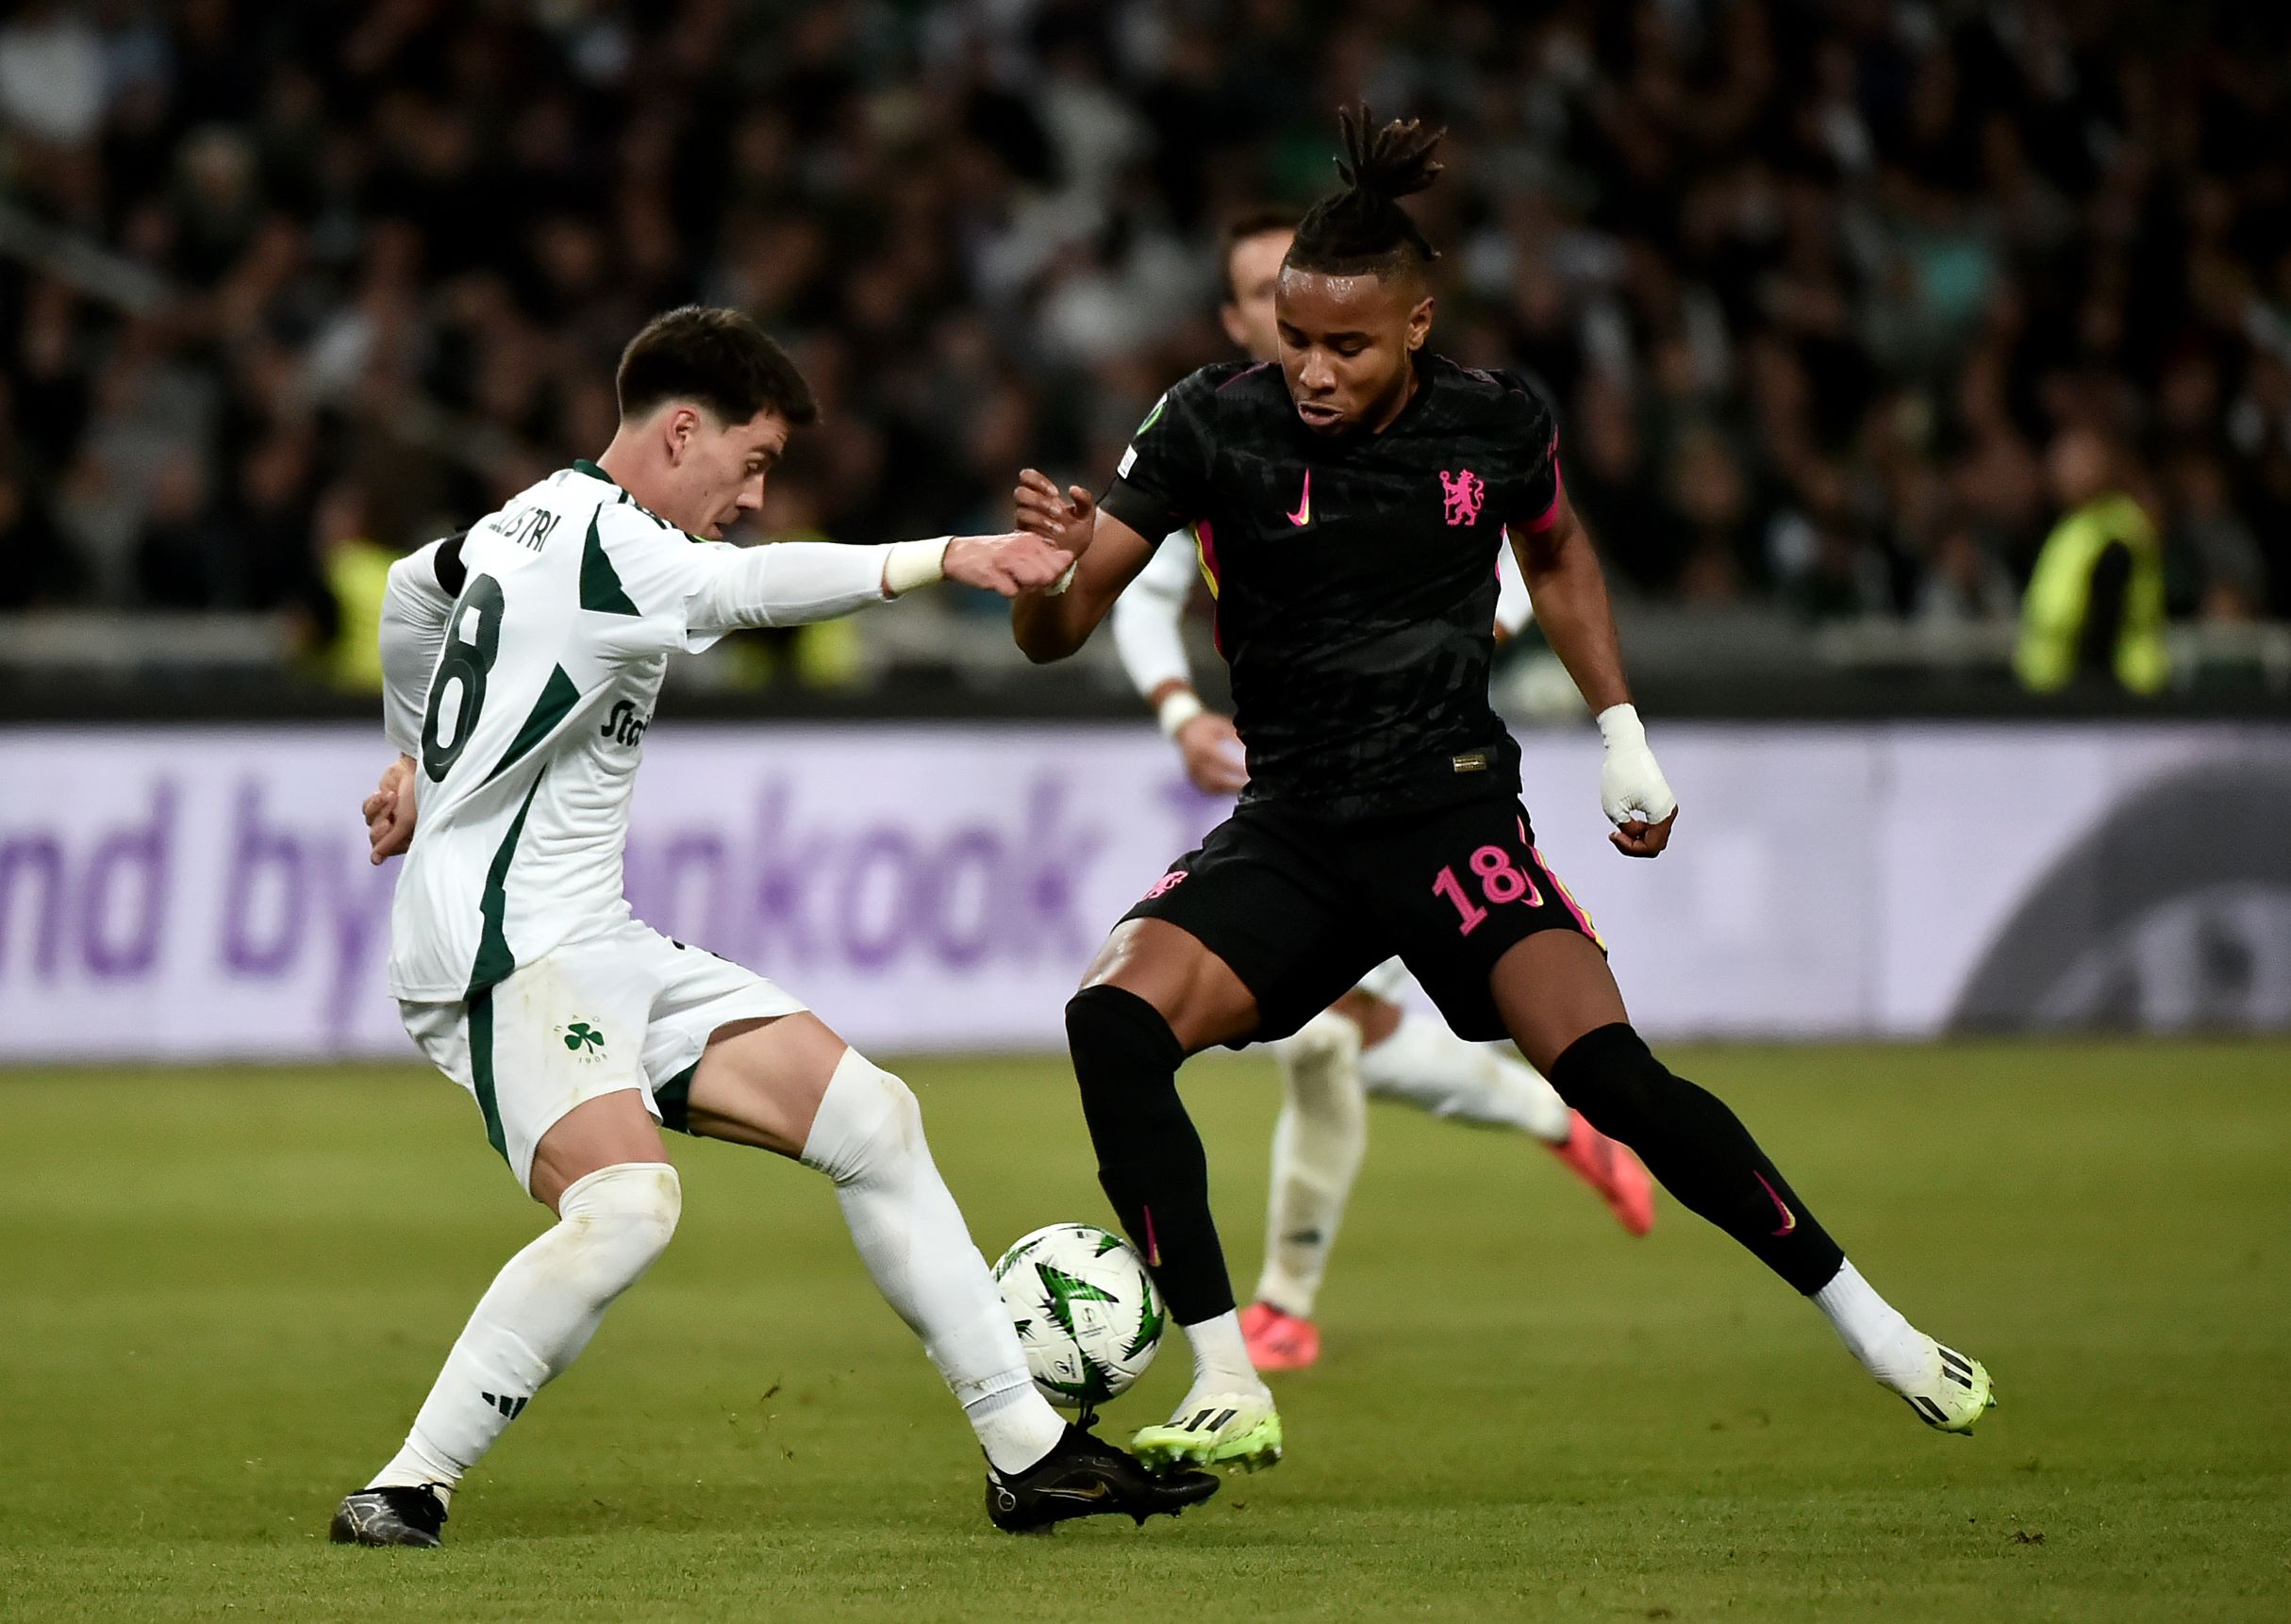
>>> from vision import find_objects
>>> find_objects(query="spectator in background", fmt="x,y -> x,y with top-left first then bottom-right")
1771,461 -> 1894,622
2166,453 -> 2268,623
1665,426 -> 1754,603
2015,428 -> 2167,694
1916,519 -> 2018,626
0,1 -> 105,151
312,480 -> 390,691
133,448 -> 230,608
1567,371 -> 1670,595
0,0 -> 2278,682
0,371 -> 76,605
0,463 -> 75,608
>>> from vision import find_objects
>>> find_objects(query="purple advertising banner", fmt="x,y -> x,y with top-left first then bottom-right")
2,721 -> 2285,1059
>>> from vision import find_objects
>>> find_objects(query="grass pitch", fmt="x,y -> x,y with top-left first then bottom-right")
2,1042 -> 2286,1622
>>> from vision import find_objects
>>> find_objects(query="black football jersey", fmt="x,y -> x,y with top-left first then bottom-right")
1101,354 -> 1561,822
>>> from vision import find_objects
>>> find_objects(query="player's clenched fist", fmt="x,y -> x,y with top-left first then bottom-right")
942,532 -> 1074,597
363,752 -> 418,865
1595,704 -> 1679,857
1013,468 -> 1097,555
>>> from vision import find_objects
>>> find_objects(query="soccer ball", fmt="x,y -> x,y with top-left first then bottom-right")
992,1222 -> 1165,1409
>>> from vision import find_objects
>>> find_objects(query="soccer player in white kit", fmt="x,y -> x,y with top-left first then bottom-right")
1109,214 -> 1654,1373
332,307 -> 1217,1545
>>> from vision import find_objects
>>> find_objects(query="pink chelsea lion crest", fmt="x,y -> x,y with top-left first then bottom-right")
1439,469 -> 1486,526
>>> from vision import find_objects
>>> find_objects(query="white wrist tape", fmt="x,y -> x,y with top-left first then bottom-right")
1595,703 -> 1646,749
883,537 -> 950,597
1156,689 -> 1207,739
1594,701 -> 1678,826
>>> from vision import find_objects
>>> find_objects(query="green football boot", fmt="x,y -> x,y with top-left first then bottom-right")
1901,1339 -> 1996,1434
1132,1390 -> 1283,1472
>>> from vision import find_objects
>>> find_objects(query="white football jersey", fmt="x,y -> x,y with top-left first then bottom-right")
381,461 -> 771,1001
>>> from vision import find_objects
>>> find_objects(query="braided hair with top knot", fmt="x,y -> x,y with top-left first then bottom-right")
1285,105 -> 1445,283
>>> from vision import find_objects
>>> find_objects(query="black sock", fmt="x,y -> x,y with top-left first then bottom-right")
1064,984 -> 1236,1323
1551,1023 -> 1845,1294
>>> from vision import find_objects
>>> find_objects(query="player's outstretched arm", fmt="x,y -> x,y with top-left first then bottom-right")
681,530 -> 1071,639
1509,493 -> 1679,857
1009,472 -> 1157,663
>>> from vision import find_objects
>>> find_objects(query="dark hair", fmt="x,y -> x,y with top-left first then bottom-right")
1286,105 -> 1443,282
615,305 -> 820,427
1219,206 -> 1301,302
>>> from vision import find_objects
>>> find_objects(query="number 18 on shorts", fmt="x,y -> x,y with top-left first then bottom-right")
1125,794 -> 1603,1048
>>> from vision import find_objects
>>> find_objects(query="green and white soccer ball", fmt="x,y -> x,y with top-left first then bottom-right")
992,1222 -> 1165,1409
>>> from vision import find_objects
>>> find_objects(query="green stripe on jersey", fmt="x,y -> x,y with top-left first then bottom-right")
487,665 -> 581,786
468,988 -> 507,1163
467,771 -> 546,999
580,512 -> 640,616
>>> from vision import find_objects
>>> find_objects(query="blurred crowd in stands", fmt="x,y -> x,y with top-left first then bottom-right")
0,0 -> 2285,688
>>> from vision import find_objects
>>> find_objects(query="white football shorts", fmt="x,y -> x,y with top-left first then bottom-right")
400,920 -> 805,1190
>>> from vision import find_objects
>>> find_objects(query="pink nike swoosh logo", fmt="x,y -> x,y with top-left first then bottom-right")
1754,1170 -> 1796,1236
1287,470 -> 1311,527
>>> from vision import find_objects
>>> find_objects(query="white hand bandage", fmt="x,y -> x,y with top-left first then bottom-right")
1595,704 -> 1677,827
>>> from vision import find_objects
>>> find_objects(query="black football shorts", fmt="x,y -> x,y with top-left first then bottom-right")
1121,793 -> 1605,1045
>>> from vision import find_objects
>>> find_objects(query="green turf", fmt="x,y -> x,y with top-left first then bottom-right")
3,1043 -> 2287,1622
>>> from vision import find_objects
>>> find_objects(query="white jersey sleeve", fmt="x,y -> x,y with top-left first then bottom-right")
582,508 -> 897,658
379,539 -> 458,754
1495,531 -> 1535,638
1109,530 -> 1202,700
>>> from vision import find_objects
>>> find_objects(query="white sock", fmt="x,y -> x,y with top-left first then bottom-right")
1253,1011 -> 1367,1318
1181,1309 -> 1270,1400
803,1048 -> 1066,1476
962,1378 -> 1068,1476
366,1161 -> 681,1497
1812,1259 -> 1936,1391
1358,1014 -> 1573,1142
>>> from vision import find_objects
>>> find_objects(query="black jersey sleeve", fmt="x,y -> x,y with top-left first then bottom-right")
1502,374 -> 1564,534
1100,369 -> 1221,539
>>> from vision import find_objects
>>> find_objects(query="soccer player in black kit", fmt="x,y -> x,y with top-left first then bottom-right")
1011,108 -> 1993,1471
